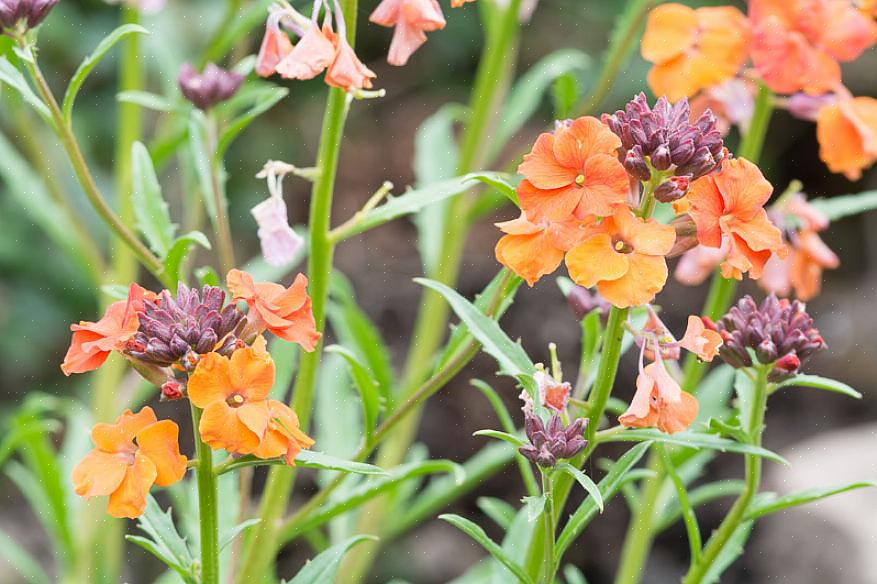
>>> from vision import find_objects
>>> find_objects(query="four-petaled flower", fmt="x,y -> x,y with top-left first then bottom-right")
816,95 -> 877,181
619,360 -> 699,434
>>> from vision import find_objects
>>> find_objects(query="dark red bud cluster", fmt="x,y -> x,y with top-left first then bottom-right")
519,412 -> 588,467
178,62 -> 244,110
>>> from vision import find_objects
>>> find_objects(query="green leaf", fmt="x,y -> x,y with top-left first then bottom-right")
325,345 -> 381,443
284,535 -> 378,584
341,172 -> 515,239
415,277 -> 534,379
694,364 -> 736,424
469,172 -> 520,207
745,481 -> 877,521
195,265 -> 220,286
116,90 -> 179,112
563,565 -> 589,584
0,527 -> 51,584
219,518 -> 261,551
125,495 -> 197,584
490,49 -> 591,161
216,451 -> 387,476
132,141 -> 176,256
0,57 -> 52,123
773,374 -> 861,399
63,24 -> 149,120
701,521 -> 753,584
556,462 -> 604,512
599,429 -> 788,464
0,418 -> 59,468
552,73 -> 580,119
439,514 -> 535,584
268,337 -> 299,401
811,191 -> 877,222
188,111 -> 218,221
161,231 -> 211,286
473,429 -> 526,448
217,85 -> 289,157
707,418 -> 748,444
555,441 -> 653,558
477,497 -> 517,530
655,480 -> 745,533
522,495 -> 547,522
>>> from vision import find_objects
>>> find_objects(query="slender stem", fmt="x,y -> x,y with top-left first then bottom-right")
19,43 -> 168,284
682,366 -> 770,584
234,3 -> 356,580
207,115 -> 236,274
190,405 -> 219,584
737,82 -> 774,162
540,471 -> 557,584
657,444 -> 701,567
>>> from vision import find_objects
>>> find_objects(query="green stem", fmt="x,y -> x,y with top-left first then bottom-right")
20,42 -> 168,285
657,444 -> 701,567
191,405 -> 219,584
234,3 -> 356,580
206,115 -> 236,274
682,366 -> 770,584
540,471 -> 557,584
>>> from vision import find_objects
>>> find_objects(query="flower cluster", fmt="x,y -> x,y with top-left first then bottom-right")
65,270 -> 320,517
519,412 -> 587,467
713,294 -> 827,381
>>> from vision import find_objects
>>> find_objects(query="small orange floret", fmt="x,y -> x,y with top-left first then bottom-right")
565,210 -> 675,308
816,96 -> 877,181
252,400 -> 315,465
227,269 -> 322,351
641,3 -> 749,102
679,315 -> 723,362
494,211 -> 593,286
450,0 -> 475,6
517,117 -> 629,221
687,158 -> 786,280
71,407 -> 186,518
61,283 -> 154,376
750,0 -> 877,95
619,362 -> 699,434
370,0 -> 446,66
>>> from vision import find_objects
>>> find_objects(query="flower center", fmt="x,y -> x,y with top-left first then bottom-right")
227,393 -> 246,407
575,174 -> 586,186
614,238 -> 633,254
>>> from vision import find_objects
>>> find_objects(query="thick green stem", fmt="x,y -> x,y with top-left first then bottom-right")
682,366 -> 770,584
191,405 -> 220,584
540,471 -> 557,584
233,3 -> 356,581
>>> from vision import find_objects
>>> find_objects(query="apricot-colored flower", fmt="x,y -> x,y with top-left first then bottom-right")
517,117 -> 629,221
227,269 -> 321,351
370,0 -> 446,66
251,399 -> 315,465
565,210 -> 676,308
687,158 -> 786,280
674,243 -> 726,285
275,23 -> 337,80
679,315 -> 722,362
816,96 -> 877,180
72,407 -> 186,518
61,283 -> 154,376
450,0 -> 474,6
494,210 -> 592,286
619,361 -> 698,434
256,12 -> 294,77
187,338 -> 275,455
641,3 -> 749,102
762,230 -> 839,300
750,0 -> 877,95
324,28 -> 377,90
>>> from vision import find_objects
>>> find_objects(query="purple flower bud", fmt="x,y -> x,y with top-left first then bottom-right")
654,175 -> 690,203
567,285 -> 610,322
623,146 -> 652,181
0,0 -> 58,31
520,412 -> 588,467
178,62 -> 244,110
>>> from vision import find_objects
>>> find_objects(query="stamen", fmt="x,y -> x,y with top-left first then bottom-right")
575,174 -> 586,186
232,394 -> 245,404
615,241 -> 625,252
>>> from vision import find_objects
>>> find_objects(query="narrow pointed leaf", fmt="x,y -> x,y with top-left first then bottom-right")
473,429 -> 526,448
0,57 -> 52,123
773,374 -> 861,399
219,518 -> 261,551
132,141 -> 176,256
477,497 -> 517,530
811,191 -> 877,222
162,231 -> 211,286
217,85 -> 288,157
439,514 -> 535,584
325,345 -> 381,442
556,462 -> 604,512
599,429 -> 787,464
745,481 -> 877,521
284,535 -> 377,584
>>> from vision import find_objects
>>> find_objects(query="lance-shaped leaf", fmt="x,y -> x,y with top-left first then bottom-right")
473,429 -> 526,448
162,231 -> 211,286
811,191 -> 877,222
439,514 -> 535,584
556,462 -> 604,512
125,496 -> 197,584
772,374 -> 861,399
477,497 -> 517,531
132,141 -> 176,257
745,481 -> 877,521
0,58 -> 52,124
217,85 -> 288,157
325,345 -> 381,443
284,535 -> 378,584
598,429 -> 788,464
215,450 -> 387,476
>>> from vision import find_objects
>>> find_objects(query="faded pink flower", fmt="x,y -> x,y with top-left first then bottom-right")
674,243 -> 727,286
251,196 -> 303,267
276,22 -> 336,80
256,11 -> 294,77
370,0 -> 446,66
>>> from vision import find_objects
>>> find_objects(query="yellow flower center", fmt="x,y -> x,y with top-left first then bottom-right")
227,393 -> 246,407
575,174 -> 586,186
614,239 -> 634,254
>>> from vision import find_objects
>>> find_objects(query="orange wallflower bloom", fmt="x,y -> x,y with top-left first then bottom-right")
61,283 -> 154,376
641,3 -> 749,102
750,0 -> 877,95
324,29 -> 377,90
494,211 -> 592,286
72,407 -> 186,518
187,338 -> 275,455
255,13 -> 294,77
252,399 -> 315,465
816,96 -> 877,180
679,315 -> 722,362
619,361 -> 698,434
517,117 -> 629,221
687,158 -> 786,280
227,269 -> 321,351
370,0 -> 446,66
762,230 -> 840,300
565,210 -> 675,308
275,23 -> 337,80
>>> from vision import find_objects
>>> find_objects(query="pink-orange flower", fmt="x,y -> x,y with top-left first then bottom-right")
450,0 -> 474,6
679,315 -> 722,362
641,3 -> 749,102
517,117 -> 629,221
227,269 -> 321,351
61,283 -> 154,376
565,209 -> 676,308
72,407 -> 186,518
494,211 -> 592,286
674,243 -> 727,286
619,361 -> 698,434
686,158 -> 786,280
256,12 -> 294,77
816,95 -> 877,180
275,22 -> 337,80
324,29 -> 377,90
749,0 -> 877,95
251,399 -> 315,465
370,0 -> 446,66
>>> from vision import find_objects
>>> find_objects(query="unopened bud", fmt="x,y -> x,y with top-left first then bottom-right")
655,175 -> 691,203
161,379 -> 185,401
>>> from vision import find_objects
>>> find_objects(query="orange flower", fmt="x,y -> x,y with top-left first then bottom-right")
251,399 -> 315,465
227,269 -> 321,351
674,243 -> 727,286
450,0 -> 474,6
324,29 -> 377,90
762,230 -> 840,300
816,96 -> 877,180
687,158 -> 786,280
61,283 -> 154,376
750,0 -> 877,95
275,23 -> 337,80
71,407 -> 186,518
370,0 -> 446,66
679,315 -> 722,362
641,3 -> 749,102
565,210 -> 675,308
187,338 -> 275,455
494,211 -> 592,286
517,117 -> 629,221
619,361 -> 699,434
256,13 -> 294,77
